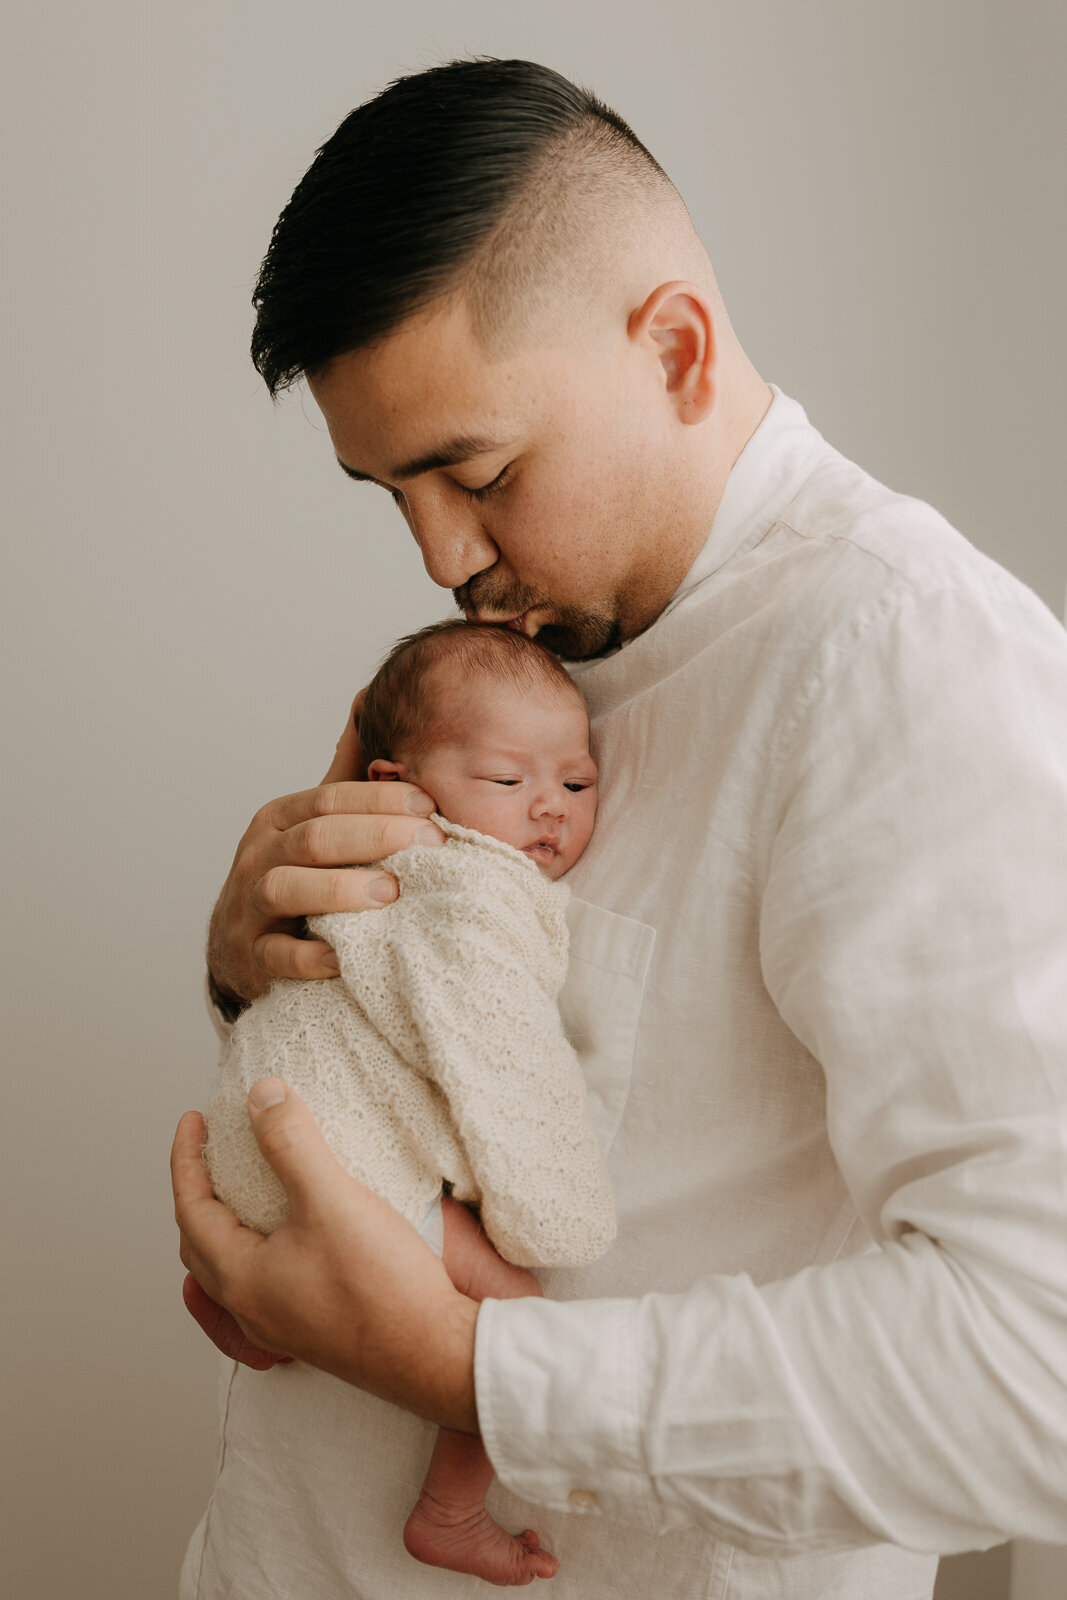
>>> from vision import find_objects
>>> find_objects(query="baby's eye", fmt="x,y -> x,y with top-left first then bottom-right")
564,782 -> 592,792
491,778 -> 520,786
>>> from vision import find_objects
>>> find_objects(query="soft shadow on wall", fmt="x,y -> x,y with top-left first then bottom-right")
935,1544 -> 1010,1600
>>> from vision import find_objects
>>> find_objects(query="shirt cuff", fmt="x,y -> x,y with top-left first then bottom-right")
475,1293 -> 669,1534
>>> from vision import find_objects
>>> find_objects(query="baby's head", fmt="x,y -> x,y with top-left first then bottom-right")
359,621 -> 598,879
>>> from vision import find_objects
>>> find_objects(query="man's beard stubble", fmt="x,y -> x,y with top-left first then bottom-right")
452,576 -> 621,662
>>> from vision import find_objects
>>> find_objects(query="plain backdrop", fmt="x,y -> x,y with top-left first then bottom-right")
2,4 -> 1064,1597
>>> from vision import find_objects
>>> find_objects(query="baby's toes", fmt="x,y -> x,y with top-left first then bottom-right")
518,1530 -> 560,1579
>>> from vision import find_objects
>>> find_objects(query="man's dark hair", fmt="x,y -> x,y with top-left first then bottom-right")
251,57 -> 669,395
357,618 -> 584,769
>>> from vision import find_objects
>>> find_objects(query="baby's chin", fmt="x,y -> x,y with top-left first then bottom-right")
439,813 -> 580,878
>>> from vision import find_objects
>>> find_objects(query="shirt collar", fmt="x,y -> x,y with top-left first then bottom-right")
569,386 -> 829,685
668,385 -> 828,607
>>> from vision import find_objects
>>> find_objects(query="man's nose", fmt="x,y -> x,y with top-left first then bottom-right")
405,492 -> 499,590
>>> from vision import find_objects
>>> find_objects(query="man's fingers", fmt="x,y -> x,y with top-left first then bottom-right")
171,1110 -> 259,1299
182,1273 -> 290,1370
267,781 -> 435,835
245,1079 -> 357,1221
253,865 -> 400,926
281,811 -> 443,873
206,790 -> 443,1007
171,1108 -> 211,1218
252,933 -> 344,982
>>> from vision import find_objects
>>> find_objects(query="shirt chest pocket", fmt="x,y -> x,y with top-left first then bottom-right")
560,896 -> 656,1157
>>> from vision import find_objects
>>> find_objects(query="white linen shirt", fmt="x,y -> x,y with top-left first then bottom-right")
186,389 -> 1067,1600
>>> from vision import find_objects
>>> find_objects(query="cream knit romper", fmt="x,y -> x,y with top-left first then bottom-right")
205,819 -> 616,1269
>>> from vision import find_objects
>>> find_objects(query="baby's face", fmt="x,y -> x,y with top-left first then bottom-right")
400,680 -> 598,879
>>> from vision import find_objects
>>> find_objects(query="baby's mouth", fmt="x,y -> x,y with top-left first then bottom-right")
522,837 -> 560,863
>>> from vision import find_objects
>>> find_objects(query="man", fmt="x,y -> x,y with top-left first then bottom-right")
173,58 -> 1067,1599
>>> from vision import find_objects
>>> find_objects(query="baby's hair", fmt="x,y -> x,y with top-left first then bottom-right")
358,619 -> 584,769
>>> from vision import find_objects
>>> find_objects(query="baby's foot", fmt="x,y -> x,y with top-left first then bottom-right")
403,1492 -> 559,1585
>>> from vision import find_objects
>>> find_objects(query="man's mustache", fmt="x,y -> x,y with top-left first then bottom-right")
452,575 -> 545,619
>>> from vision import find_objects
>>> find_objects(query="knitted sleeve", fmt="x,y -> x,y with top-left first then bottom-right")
316,837 -> 617,1270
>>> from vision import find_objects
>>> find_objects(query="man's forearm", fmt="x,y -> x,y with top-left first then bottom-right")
296,1266 -> 481,1431
476,1234 -> 1067,1553
367,1291 -> 480,1434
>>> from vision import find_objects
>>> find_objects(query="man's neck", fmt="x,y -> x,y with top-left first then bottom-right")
705,367 -> 776,525
620,367 -> 774,642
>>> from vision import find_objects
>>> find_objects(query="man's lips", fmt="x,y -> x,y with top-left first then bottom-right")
469,608 -> 536,636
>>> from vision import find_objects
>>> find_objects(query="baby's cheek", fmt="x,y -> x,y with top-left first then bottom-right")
447,787 -> 526,848
576,801 -> 598,854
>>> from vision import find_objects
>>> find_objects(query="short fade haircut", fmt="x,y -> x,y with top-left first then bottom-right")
251,57 -> 671,395
358,619 -> 585,770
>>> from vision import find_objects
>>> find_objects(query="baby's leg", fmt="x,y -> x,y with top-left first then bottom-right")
439,1195 -> 544,1304
403,1199 -> 559,1585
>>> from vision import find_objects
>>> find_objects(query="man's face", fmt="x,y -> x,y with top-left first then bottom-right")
307,297 -> 684,659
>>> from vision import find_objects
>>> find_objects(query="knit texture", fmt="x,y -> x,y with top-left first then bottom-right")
205,818 -> 616,1269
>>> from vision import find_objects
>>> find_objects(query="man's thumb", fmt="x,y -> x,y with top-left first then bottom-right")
247,1078 -> 339,1216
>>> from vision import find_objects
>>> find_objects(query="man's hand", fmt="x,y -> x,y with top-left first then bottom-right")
182,1271 -> 291,1369
172,1080 -> 479,1432
208,693 -> 444,1004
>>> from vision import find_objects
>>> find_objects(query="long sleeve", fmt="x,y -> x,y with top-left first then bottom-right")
318,834 -> 616,1269
476,577 -> 1067,1553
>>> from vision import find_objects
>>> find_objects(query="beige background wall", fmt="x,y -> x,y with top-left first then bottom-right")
2,4 -> 1064,1597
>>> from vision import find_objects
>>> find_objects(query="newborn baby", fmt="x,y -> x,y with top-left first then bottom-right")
204,618 -> 615,1585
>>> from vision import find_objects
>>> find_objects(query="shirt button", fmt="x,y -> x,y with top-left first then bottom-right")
568,1488 -> 599,1512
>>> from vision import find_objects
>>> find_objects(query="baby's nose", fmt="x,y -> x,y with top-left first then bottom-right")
532,785 -> 567,818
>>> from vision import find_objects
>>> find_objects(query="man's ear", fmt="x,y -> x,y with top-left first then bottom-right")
628,280 -> 716,424
367,758 -> 408,782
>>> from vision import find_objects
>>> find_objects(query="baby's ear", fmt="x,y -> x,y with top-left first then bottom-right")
367,758 -> 408,783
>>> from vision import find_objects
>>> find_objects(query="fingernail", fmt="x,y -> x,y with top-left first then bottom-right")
322,950 -> 340,971
416,822 -> 445,846
368,875 -> 398,903
405,791 -> 435,816
249,1078 -> 287,1111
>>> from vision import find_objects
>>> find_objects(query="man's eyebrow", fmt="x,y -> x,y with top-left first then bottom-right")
336,434 -> 510,485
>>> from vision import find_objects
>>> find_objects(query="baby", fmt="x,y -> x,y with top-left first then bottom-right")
204,619 -> 615,1586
